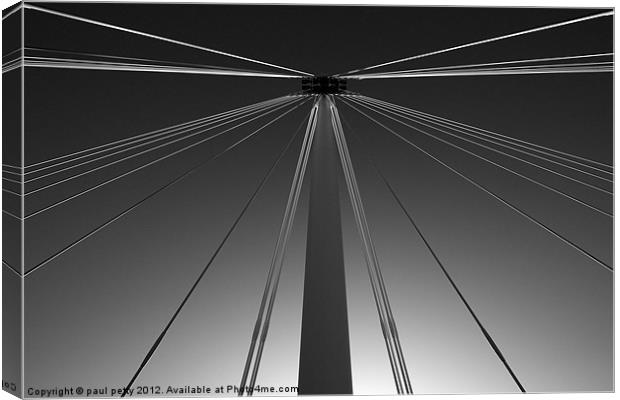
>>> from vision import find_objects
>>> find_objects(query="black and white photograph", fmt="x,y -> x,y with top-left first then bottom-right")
1,1 -> 615,398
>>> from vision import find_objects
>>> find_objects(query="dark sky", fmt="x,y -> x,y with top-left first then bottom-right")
25,3 -> 611,75
23,3 -> 613,163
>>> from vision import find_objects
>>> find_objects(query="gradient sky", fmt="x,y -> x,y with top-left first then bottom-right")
12,3 -> 613,396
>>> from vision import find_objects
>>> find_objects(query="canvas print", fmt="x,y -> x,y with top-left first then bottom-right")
1,2 -> 614,398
